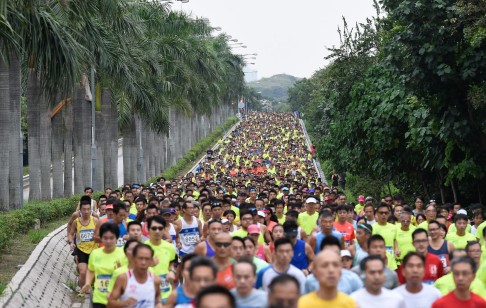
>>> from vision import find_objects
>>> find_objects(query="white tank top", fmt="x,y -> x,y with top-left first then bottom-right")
169,223 -> 179,254
179,216 -> 199,254
120,270 -> 155,308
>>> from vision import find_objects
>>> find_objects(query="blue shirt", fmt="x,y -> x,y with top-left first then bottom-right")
315,231 -> 343,254
304,269 -> 363,294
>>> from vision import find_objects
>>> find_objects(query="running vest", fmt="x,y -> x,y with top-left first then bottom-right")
255,244 -> 266,261
428,240 -> 450,270
291,239 -> 308,270
120,270 -> 155,308
76,216 -> 97,254
179,216 -> 199,255
169,223 -> 179,254
175,285 -> 192,305
205,240 -> 215,257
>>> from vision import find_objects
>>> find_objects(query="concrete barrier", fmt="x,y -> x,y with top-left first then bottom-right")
0,224 -> 78,308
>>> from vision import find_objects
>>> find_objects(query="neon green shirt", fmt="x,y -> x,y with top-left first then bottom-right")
395,225 -> 416,260
298,212 -> 319,235
435,273 -> 486,299
88,247 -> 126,304
145,239 -> 177,300
445,231 -> 477,249
231,228 -> 264,244
372,223 -> 396,255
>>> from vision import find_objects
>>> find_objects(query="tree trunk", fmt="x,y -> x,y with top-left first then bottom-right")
135,115 -> 145,183
82,90 -> 92,187
39,88 -> 52,200
8,51 -> 21,209
451,179 -> 458,203
122,126 -> 132,185
73,85 -> 84,193
51,106 -> 64,199
154,133 -> 161,177
0,55 -> 10,209
168,108 -> 176,166
64,99 -> 73,197
102,88 -> 115,188
26,69 -> 42,200
95,109 -> 104,191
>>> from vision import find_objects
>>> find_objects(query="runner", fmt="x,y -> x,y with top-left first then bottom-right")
175,201 -> 202,256
108,243 -> 163,307
230,258 -> 268,307
82,222 -> 125,308
145,215 -> 178,303
195,219 -> 222,257
68,199 -> 99,292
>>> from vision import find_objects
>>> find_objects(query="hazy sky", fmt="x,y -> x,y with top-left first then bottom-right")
180,0 -> 377,79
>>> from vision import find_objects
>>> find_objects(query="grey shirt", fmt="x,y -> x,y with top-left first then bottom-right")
230,289 -> 268,308
352,265 -> 399,289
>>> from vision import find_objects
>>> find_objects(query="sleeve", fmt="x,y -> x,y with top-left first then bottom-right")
351,274 -> 364,292
88,251 -> 95,272
255,266 -> 266,290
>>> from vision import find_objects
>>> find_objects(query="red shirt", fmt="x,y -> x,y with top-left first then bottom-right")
216,263 -> 235,289
398,253 -> 444,284
333,221 -> 355,246
432,291 -> 486,308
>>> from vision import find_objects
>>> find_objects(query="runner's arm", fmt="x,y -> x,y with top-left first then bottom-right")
154,276 -> 163,308
163,284 -> 178,308
305,242 -> 315,267
194,241 -> 206,257
93,219 -> 103,243
68,221 -> 77,250
107,274 -> 135,308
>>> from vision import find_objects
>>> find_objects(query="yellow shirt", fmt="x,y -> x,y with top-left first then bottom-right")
298,292 -> 356,308
372,223 -> 396,255
435,273 -> 486,299
445,232 -> 476,249
76,216 -> 97,254
145,239 -> 177,300
395,226 -> 416,260
298,212 -> 319,235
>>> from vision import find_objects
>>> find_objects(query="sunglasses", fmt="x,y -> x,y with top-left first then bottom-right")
215,242 -> 231,248
150,226 -> 164,231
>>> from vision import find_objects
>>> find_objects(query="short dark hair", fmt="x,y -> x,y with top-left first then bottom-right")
133,243 -> 154,257
268,274 -> 300,294
207,219 -> 223,228
285,210 -> 299,219
147,215 -> 167,229
239,210 -> 254,220
402,252 -> 425,267
367,234 -> 385,247
320,235 -> 341,251
454,214 -> 468,223
465,241 -> 481,253
100,222 -> 120,239
189,257 -> 218,279
451,255 -> 477,274
113,200 -> 127,214
195,285 -> 236,308
127,220 -> 142,230
233,257 -> 257,276
274,238 -> 293,251
376,202 -> 390,212
231,236 -> 246,248
123,239 -> 140,254
412,228 -> 428,241
360,254 -> 385,272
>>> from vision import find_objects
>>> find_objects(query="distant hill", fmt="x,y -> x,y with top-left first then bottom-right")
248,74 -> 301,101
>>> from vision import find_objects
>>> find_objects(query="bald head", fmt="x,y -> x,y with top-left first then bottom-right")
215,232 -> 232,243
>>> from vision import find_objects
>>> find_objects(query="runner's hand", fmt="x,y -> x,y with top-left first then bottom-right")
80,284 -> 90,293
69,243 -> 75,251
167,271 -> 176,284
395,249 -> 401,257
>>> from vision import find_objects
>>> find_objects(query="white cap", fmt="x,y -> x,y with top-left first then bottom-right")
457,209 -> 467,215
340,250 -> 352,258
221,218 -> 230,224
305,197 -> 318,204
257,211 -> 266,218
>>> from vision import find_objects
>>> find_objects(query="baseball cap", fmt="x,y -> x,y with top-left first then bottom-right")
221,218 -> 230,224
358,195 -> 365,202
282,187 -> 290,191
257,211 -> 266,218
283,225 -> 298,237
305,197 -> 318,204
247,224 -> 260,234
160,208 -> 172,216
365,196 -> 374,202
105,204 -> 114,210
340,250 -> 352,258
457,209 -> 467,215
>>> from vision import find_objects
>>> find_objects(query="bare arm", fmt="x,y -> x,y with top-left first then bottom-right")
81,270 -> 95,293
163,284 -> 178,308
66,211 -> 78,239
305,243 -> 315,267
264,245 -> 273,263
68,220 -> 77,251
107,274 -> 136,308
93,219 -> 103,243
154,276 -> 163,308
194,241 -> 206,257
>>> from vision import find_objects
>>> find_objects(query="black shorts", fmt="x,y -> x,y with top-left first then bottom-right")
76,249 -> 90,264
92,304 -> 106,308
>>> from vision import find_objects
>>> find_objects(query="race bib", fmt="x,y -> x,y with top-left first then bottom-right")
385,246 -> 394,256
96,274 -> 112,293
183,233 -> 199,245
79,229 -> 94,242
439,255 -> 448,269
159,274 -> 170,293
116,237 -> 126,247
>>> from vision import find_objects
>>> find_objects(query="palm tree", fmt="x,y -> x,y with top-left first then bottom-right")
63,100 -> 73,197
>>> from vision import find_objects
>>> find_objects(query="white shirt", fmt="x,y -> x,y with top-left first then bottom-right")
393,284 -> 442,308
351,288 -> 406,308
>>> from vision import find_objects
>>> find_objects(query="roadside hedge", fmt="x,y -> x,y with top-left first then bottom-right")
0,116 -> 238,256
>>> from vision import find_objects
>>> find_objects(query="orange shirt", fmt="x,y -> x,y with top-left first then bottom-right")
217,263 -> 235,289
333,221 -> 355,247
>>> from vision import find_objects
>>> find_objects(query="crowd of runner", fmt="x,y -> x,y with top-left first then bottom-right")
66,112 -> 486,307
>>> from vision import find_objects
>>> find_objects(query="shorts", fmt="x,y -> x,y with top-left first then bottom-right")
76,249 -> 90,264
92,303 -> 106,308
